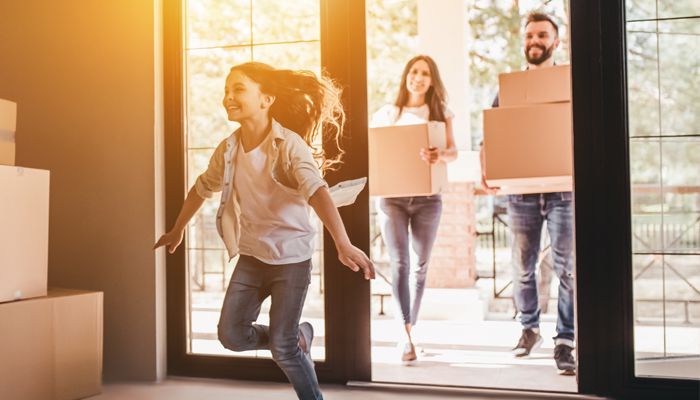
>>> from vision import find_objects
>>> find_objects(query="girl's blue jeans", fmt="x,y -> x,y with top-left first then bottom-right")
217,255 -> 322,400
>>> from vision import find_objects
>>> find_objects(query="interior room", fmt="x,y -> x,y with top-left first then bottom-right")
0,1 -> 698,399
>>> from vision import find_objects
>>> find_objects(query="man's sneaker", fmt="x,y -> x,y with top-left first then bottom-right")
401,342 -> 417,364
512,328 -> 543,357
554,344 -> 576,375
299,322 -> 314,363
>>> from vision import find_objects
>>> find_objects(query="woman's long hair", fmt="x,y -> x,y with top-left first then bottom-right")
394,55 -> 448,122
230,62 -> 346,174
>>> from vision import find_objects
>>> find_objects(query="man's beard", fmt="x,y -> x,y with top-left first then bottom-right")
525,43 -> 555,65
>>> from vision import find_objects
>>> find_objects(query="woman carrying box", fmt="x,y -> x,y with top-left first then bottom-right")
370,55 -> 457,364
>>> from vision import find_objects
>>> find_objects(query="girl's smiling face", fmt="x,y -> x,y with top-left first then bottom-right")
222,70 -> 272,122
405,59 -> 432,96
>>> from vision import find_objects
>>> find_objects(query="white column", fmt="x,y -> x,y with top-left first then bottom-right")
417,0 -> 470,150
417,0 -> 477,182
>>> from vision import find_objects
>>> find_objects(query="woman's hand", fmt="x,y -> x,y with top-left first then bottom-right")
153,229 -> 185,254
420,147 -> 441,164
480,173 -> 500,195
336,241 -> 376,280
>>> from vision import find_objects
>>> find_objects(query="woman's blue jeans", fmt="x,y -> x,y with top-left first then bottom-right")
217,255 -> 322,400
507,192 -> 575,342
379,195 -> 443,326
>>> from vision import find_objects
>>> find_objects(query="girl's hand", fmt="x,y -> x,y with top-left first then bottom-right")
153,229 -> 185,254
420,147 -> 440,164
336,241 -> 376,280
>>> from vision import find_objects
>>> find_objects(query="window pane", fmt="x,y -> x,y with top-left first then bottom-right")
365,0 -> 418,116
186,47 -> 249,148
630,139 -> 663,253
186,204 -> 223,251
627,12 -> 700,380
186,150 -> 223,250
659,31 -> 700,136
187,148 -> 212,187
252,0 -> 320,43
633,254 -> 664,326
658,2 -> 700,19
664,254 -> 700,330
658,19 -> 700,35
252,41 -> 321,75
626,24 -> 660,137
626,0 -> 657,21
186,0 -> 251,48
661,139 -> 700,252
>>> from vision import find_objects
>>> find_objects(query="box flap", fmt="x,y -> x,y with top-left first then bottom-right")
498,65 -> 571,107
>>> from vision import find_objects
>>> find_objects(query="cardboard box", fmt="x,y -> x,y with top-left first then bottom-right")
492,180 -> 573,196
0,297 -> 54,399
498,65 -> 571,107
483,103 -> 572,192
0,98 -> 16,165
369,122 -> 447,197
0,165 -> 50,303
0,289 -> 103,400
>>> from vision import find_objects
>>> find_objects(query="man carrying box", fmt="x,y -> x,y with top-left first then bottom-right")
481,12 -> 576,375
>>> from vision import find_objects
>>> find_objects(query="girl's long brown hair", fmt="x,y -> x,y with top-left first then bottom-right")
394,55 -> 448,122
230,62 -> 346,174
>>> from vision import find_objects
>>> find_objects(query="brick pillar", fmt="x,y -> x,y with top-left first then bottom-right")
427,182 -> 477,288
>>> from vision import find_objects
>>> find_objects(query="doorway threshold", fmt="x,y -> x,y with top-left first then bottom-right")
347,381 -> 605,399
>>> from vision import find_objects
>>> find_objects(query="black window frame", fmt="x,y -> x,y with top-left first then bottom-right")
571,1 -> 699,398
163,0 -> 370,383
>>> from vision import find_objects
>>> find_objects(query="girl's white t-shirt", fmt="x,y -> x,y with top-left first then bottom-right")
370,103 -> 454,127
234,135 -> 315,265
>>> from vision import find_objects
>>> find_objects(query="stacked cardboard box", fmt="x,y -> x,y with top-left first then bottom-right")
0,289 -> 103,400
0,99 -> 16,165
483,65 -> 573,194
369,122 -> 448,197
0,164 -> 50,302
0,98 -> 102,400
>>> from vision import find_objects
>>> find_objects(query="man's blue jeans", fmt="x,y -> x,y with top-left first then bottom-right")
507,192 -> 575,342
217,255 -> 322,400
379,194 -> 443,326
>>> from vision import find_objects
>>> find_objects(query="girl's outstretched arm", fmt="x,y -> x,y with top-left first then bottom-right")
308,187 -> 376,280
153,186 -> 206,254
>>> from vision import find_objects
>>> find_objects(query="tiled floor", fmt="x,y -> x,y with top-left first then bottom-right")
370,319 -> 577,392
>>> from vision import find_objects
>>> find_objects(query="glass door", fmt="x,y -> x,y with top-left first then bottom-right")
183,0 -> 326,362
625,0 -> 700,381
364,0 -> 579,392
570,0 -> 699,397
165,0 -> 372,382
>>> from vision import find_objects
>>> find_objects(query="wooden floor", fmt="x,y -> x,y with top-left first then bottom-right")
93,378 -> 604,400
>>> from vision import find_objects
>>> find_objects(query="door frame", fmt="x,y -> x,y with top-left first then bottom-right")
164,0 -> 699,398
570,0 -> 699,398
163,0 -> 370,383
